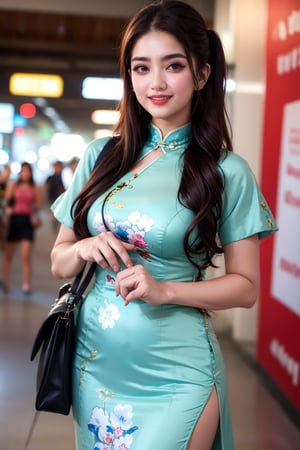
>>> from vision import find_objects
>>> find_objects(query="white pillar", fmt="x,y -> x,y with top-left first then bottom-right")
213,0 -> 268,342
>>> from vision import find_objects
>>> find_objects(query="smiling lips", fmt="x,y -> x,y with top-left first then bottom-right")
149,95 -> 171,105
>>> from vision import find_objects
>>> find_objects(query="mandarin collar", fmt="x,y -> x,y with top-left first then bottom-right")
142,122 -> 192,155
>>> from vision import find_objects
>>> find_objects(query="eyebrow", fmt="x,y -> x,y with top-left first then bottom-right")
131,53 -> 188,62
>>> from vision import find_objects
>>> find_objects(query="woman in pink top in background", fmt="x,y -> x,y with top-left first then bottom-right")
2,162 -> 42,295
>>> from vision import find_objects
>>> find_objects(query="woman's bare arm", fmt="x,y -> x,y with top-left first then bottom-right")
115,235 -> 260,310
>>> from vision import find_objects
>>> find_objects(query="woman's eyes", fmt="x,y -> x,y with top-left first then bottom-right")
132,65 -> 149,73
167,63 -> 185,71
131,62 -> 185,73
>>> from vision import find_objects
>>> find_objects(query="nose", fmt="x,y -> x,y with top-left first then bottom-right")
150,69 -> 167,91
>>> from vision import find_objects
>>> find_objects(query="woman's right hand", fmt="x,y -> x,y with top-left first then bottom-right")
75,231 -> 135,273
51,225 -> 135,279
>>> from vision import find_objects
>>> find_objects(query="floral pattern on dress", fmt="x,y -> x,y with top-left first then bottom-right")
92,210 -> 154,261
98,300 -> 120,330
79,349 -> 97,385
93,213 -> 115,234
106,274 -> 116,286
88,403 -> 139,450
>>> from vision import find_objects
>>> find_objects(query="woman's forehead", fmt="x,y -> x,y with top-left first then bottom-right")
131,31 -> 185,59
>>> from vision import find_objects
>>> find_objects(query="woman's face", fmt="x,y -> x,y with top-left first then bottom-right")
20,165 -> 32,181
130,31 -> 199,135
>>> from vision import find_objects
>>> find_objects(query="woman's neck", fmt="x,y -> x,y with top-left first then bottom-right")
151,120 -> 191,139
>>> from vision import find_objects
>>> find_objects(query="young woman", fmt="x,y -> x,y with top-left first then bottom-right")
2,162 -> 42,294
0,164 -> 11,248
50,1 -> 277,449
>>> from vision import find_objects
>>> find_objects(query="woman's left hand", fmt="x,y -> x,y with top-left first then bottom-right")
115,264 -> 166,306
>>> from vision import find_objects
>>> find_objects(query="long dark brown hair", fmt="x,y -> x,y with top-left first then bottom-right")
72,0 -> 232,273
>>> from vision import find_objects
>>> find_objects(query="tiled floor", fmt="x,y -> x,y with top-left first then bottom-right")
0,213 -> 299,450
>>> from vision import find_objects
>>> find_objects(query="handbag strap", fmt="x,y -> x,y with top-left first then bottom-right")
92,135 -> 119,170
64,136 -> 119,304
70,261 -> 97,305
65,136 -> 119,305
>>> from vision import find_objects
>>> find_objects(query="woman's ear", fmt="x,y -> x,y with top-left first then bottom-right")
196,64 -> 211,90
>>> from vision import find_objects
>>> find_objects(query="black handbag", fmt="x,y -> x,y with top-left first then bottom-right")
29,138 -> 117,415
30,262 -> 96,415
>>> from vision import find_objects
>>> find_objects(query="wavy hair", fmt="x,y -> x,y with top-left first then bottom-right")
72,0 -> 232,274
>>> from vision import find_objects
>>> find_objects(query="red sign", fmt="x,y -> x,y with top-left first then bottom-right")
258,0 -> 300,410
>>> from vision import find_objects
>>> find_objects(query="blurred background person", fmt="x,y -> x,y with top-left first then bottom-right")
62,156 -> 79,190
0,164 -> 11,249
1,162 -> 42,295
44,160 -> 65,231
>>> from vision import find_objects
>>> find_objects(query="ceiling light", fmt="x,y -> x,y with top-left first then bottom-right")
20,103 -> 36,119
91,110 -> 120,125
0,103 -> 14,133
82,77 -> 123,100
225,79 -> 236,93
51,133 -> 86,161
94,129 -> 114,139
0,149 -> 9,165
9,73 -> 64,98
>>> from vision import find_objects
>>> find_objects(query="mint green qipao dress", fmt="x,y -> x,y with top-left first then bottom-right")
52,123 -> 277,450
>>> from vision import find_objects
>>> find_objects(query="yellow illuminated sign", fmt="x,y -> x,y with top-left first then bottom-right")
9,73 -> 64,97
91,110 -> 120,125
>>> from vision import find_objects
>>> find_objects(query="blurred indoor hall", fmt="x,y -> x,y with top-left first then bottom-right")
0,212 -> 299,450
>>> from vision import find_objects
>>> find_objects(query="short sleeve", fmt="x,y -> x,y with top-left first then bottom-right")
218,151 -> 278,246
51,136 -> 111,228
